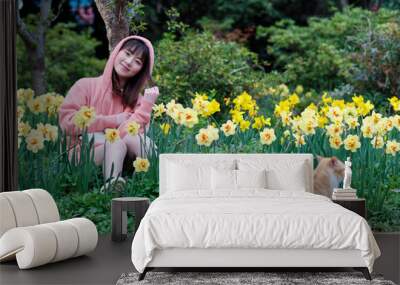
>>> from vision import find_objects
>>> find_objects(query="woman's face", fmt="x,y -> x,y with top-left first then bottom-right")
114,48 -> 144,80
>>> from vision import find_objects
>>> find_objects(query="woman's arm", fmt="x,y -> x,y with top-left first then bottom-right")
118,87 -> 159,138
59,78 -> 123,135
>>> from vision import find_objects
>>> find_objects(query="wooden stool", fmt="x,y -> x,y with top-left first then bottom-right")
111,197 -> 150,242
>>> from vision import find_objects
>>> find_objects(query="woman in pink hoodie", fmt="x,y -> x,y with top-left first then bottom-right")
59,36 -> 159,187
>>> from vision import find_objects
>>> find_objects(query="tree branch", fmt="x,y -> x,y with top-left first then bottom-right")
50,0 -> 66,25
16,4 -> 37,49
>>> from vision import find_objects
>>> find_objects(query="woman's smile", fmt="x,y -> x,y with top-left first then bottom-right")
114,48 -> 144,80
120,63 -> 130,72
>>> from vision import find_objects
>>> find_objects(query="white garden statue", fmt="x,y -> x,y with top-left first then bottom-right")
343,157 -> 352,190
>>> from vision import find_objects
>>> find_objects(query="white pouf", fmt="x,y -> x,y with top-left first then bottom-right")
0,189 -> 98,269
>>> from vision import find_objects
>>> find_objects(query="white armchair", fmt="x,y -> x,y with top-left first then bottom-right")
0,189 -> 98,269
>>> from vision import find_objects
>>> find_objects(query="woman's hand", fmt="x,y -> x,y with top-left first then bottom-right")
143,86 -> 159,105
115,112 -> 131,126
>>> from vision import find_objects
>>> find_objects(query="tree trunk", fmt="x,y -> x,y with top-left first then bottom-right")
340,0 -> 349,9
28,48 -> 46,96
94,0 -> 129,52
16,0 -> 52,95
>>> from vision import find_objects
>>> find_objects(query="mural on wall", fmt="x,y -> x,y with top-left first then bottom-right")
16,1 -> 400,234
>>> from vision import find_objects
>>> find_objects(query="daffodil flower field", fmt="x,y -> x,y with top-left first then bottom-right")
16,86 -> 400,232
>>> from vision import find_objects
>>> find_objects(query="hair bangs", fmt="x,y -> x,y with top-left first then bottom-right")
121,39 -> 148,62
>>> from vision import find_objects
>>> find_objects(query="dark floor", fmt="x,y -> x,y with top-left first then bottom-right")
1,233 -> 398,285
0,234 -> 134,285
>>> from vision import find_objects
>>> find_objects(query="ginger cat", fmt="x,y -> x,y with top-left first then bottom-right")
314,156 -> 345,198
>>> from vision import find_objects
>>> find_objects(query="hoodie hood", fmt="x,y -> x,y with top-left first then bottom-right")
98,35 -> 155,99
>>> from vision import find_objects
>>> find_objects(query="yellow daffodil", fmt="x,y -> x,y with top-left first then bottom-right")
206,125 -> 219,141
325,123 -> 343,137
345,117 -> 360,129
260,128 -> 276,145
331,99 -> 346,110
299,118 -> 317,135
133,157 -> 150,172
294,133 -> 306,147
380,117 -> 394,133
329,135 -> 343,149
25,129 -> 44,153
230,109 -> 245,124
220,120 -> 236,136
36,123 -> 50,139
203,99 -> 220,117
252,116 -> 270,130
126,121 -> 140,136
389,96 -> 400,112
233,91 -> 255,111
327,106 -> 343,123
152,103 -> 165,118
280,111 -> 292,126
73,106 -> 96,129
166,100 -> 184,118
343,106 -> 358,119
317,114 -> 328,128
322,92 -> 332,104
288,94 -> 300,107
391,115 -> 400,131
195,128 -> 212,147
18,121 -> 31,137
160,123 -> 171,135
371,136 -> 384,149
37,123 -> 58,142
344,134 -> 361,152
385,140 -> 400,156
17,88 -> 34,104
105,128 -> 120,143
239,120 -> 251,131
46,125 -> 58,142
17,106 -> 25,121
27,97 -> 45,114
40,93 -> 56,111
181,108 -> 199,128
361,123 -> 375,138
274,100 -> 291,117
353,95 -> 374,116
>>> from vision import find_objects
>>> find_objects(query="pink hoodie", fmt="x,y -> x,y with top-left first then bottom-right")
59,36 -> 157,152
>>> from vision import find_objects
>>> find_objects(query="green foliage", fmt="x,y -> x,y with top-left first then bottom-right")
257,8 -> 399,92
366,176 -> 400,232
165,7 -> 190,35
154,30 -> 265,108
57,190 -> 116,234
17,23 -> 105,95
127,0 -> 148,35
210,0 -> 281,29
346,18 -> 400,100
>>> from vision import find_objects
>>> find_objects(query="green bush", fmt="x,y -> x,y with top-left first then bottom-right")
256,8 -> 399,92
57,190 -> 115,234
346,18 -> 400,101
17,23 -> 105,95
154,30 -> 266,108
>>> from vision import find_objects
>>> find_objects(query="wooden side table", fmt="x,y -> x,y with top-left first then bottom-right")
111,197 -> 150,242
332,198 -> 366,218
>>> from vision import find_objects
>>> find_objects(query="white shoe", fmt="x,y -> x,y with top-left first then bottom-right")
99,177 -> 126,193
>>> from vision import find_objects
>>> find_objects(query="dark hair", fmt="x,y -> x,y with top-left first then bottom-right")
112,39 -> 154,108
